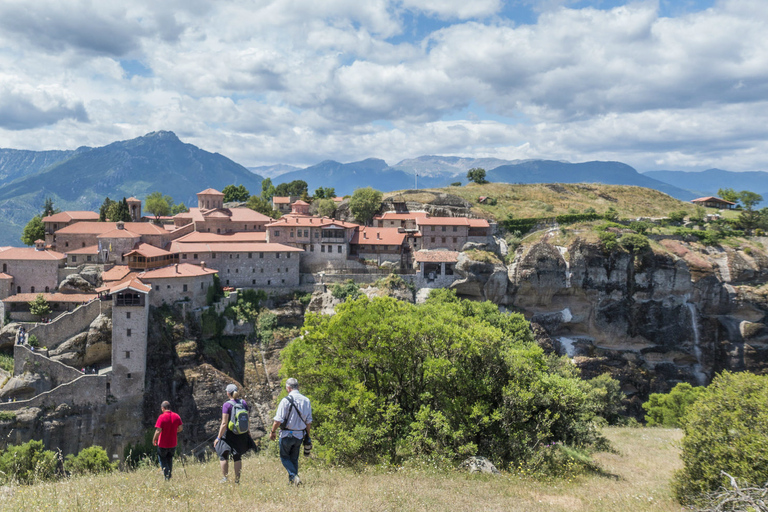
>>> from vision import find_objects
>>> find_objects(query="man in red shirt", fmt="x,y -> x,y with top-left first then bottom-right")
153,401 -> 183,480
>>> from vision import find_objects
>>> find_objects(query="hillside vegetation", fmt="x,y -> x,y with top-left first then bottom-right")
384,183 -> 697,221
0,428 -> 682,512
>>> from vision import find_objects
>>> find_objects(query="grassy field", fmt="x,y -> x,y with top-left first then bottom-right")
0,427 -> 685,512
384,183 -> 699,221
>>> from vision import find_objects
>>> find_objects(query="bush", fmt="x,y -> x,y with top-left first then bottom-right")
520,443 -> 602,479
673,372 -> 768,504
28,334 -> 39,348
330,279 -> 360,301
0,352 -> 13,372
598,231 -> 618,252
64,446 -> 116,476
123,430 -> 157,469
292,290 -> 312,307
668,210 -> 688,223
450,182 -> 461,187
586,373 -> 626,425
642,382 -> 705,427
618,233 -> 649,252
280,292 -> 607,469
0,440 -> 58,484
0,411 -> 15,422
464,249 -> 502,265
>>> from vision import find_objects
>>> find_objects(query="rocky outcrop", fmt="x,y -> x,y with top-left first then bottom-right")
0,372 -> 53,400
58,274 -> 95,293
49,314 -> 112,368
0,323 -> 21,350
451,252 -> 507,302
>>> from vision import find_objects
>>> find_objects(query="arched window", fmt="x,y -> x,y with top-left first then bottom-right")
16,286 -> 20,293
31,286 -> 35,293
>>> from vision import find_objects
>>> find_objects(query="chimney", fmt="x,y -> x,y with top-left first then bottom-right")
116,221 -> 125,230
377,232 -> 381,240
175,263 -> 179,273
363,232 -> 367,239
200,261 -> 206,269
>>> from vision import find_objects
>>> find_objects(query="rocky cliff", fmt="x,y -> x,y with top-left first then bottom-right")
453,233 -> 768,410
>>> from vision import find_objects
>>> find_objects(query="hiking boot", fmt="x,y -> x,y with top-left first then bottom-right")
293,475 -> 302,486
219,477 -> 228,484
234,475 -> 240,484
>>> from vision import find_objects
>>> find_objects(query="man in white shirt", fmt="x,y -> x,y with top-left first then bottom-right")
270,377 -> 312,485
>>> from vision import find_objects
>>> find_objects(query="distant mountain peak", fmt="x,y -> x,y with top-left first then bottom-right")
142,130 -> 179,141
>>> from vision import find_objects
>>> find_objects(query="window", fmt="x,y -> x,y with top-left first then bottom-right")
281,279 -> 285,284
87,255 -> 92,262
453,226 -> 457,232
45,286 -> 49,292
127,329 -> 132,337
453,237 -> 457,243
442,237 -> 446,243
337,246 -> 342,253
259,252 -> 264,258
287,253 -> 291,259
1,264 -> 5,272
290,231 -> 294,238
193,254 -> 198,259
252,280 -> 256,284
235,269 -> 238,273
155,285 -> 160,291
431,237 -> 435,243
321,245 -> 325,252
16,286 -> 20,293
304,230 -> 309,237
260,269 -> 263,273
314,231 -> 319,238
274,230 -> 280,237
237,254 -> 240,259
125,351 -> 131,359
310,245 -> 314,252
442,226 -> 446,232
431,226 -> 435,231
201,282 -> 204,289
227,269 -> 230,273
182,254 -> 187,259
65,242 -> 69,247
127,373 -> 132,379
226,280 -> 230,285
183,284 -> 188,292
167,285 -> 170,289
212,253 -> 217,258
268,280 -> 271,285
277,268 -> 280,273
230,254 -> 233,259
126,312 -> 131,319
30,286 -> 34,293
82,242 -> 86,247
72,255 -> 77,262
248,253 -> 252,259
276,253 -> 280,258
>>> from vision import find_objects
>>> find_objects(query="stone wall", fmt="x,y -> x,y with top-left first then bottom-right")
27,299 -> 105,349
0,258 -> 63,294
13,344 -> 84,384
143,274 -> 214,309
111,298 -> 149,400
0,374 -> 106,411
421,225 -> 470,251
212,250 -> 301,288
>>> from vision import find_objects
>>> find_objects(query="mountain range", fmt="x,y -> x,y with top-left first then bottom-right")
0,130 -> 765,246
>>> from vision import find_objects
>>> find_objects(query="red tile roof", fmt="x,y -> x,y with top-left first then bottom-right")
417,217 -> 475,226
169,241 -> 302,253
56,222 -> 170,236
414,250 -> 459,263
97,228 -> 141,239
124,243 -> 173,258
351,227 -> 406,246
175,231 -> 267,243
0,247 -> 66,260
197,188 -> 224,196
266,215 -> 359,229
67,245 -> 99,255
374,211 -> 429,221
467,218 -> 491,228
138,263 -> 218,279
691,196 -> 736,205
3,292 -> 97,303
42,211 -> 99,223
107,278 -> 151,294
292,200 -> 309,206
0,273 -> 12,279
102,265 -> 132,282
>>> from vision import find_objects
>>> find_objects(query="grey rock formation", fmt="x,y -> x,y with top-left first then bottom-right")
78,265 -> 102,286
49,332 -> 88,367
0,372 -> 52,400
59,274 -> 95,293
451,252 -> 507,302
460,456 -> 500,475
84,314 -> 112,366
0,322 -> 21,350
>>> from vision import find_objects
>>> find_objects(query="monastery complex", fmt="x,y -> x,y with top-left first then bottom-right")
0,188 -> 493,454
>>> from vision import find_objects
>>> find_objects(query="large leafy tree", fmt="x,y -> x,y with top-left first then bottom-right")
99,197 -> 116,221
107,198 -> 131,222
314,187 -> 336,200
467,167 -> 489,184
274,180 -> 308,197
29,294 -> 51,318
144,192 -> 173,220
717,187 -> 739,204
222,184 -> 250,203
260,178 -> 277,201
246,196 -> 281,218
349,187 -> 382,225
42,197 -> 58,217
171,202 -> 188,214
280,290 -> 607,467
21,215 -> 44,246
314,198 -> 337,218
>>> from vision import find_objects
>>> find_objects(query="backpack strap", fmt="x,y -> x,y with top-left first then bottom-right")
282,395 -> 307,432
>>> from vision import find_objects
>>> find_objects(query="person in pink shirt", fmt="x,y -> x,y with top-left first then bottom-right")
153,401 -> 183,480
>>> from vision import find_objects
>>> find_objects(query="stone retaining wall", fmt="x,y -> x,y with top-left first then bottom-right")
27,300 -> 106,349
14,344 -> 83,384
0,374 -> 106,411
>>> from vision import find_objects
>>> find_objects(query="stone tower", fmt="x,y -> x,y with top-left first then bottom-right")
110,280 -> 151,399
197,188 -> 225,210
126,197 -> 142,222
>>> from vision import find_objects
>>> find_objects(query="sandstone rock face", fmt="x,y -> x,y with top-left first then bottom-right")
49,332 -> 88,367
0,372 -> 53,400
506,236 -> 768,399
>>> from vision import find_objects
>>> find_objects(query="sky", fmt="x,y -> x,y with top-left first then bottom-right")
0,0 -> 766,172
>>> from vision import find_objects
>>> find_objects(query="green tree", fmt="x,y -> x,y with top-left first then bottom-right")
42,197 -> 57,217
738,190 -> 762,211
718,187 -> 740,204
246,196 -> 280,218
260,178 -> 276,201
280,291 -> 607,467
642,382 -> 704,427
314,187 -> 336,200
20,215 -> 44,246
170,202 -> 189,215
29,294 -> 51,318
107,198 -> 131,222
689,205 -> 706,224
222,184 -> 250,203
314,198 -> 337,218
737,191 -> 764,231
674,372 -> 768,504
274,180 -> 308,197
144,192 -> 172,220
99,197 -> 116,221
349,187 -> 382,226
668,210 -> 687,223
466,167 -> 489,184
450,181 -> 462,187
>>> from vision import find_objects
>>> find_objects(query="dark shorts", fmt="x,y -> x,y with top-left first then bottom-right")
216,432 -> 253,461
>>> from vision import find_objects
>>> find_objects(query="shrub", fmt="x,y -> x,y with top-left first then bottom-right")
27,334 -> 39,348
373,274 -> 414,293
256,311 -> 278,345
0,352 -> 13,372
0,440 -> 58,484
330,279 -> 360,301
64,446 -> 116,476
618,233 -> 649,252
642,382 -> 705,427
520,443 -> 602,479
464,249 -> 502,265
586,373 -> 626,425
0,411 -> 15,422
668,210 -> 688,223
598,231 -> 618,252
292,290 -> 312,307
450,182 -> 461,187
673,372 -> 768,504
280,292 -> 607,469
123,430 -> 156,469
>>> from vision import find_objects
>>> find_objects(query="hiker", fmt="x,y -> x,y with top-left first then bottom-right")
153,401 -> 183,481
270,377 -> 312,485
214,384 -> 255,484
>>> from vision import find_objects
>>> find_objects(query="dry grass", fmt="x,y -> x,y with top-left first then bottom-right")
0,427 -> 685,512
385,183 -> 697,222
